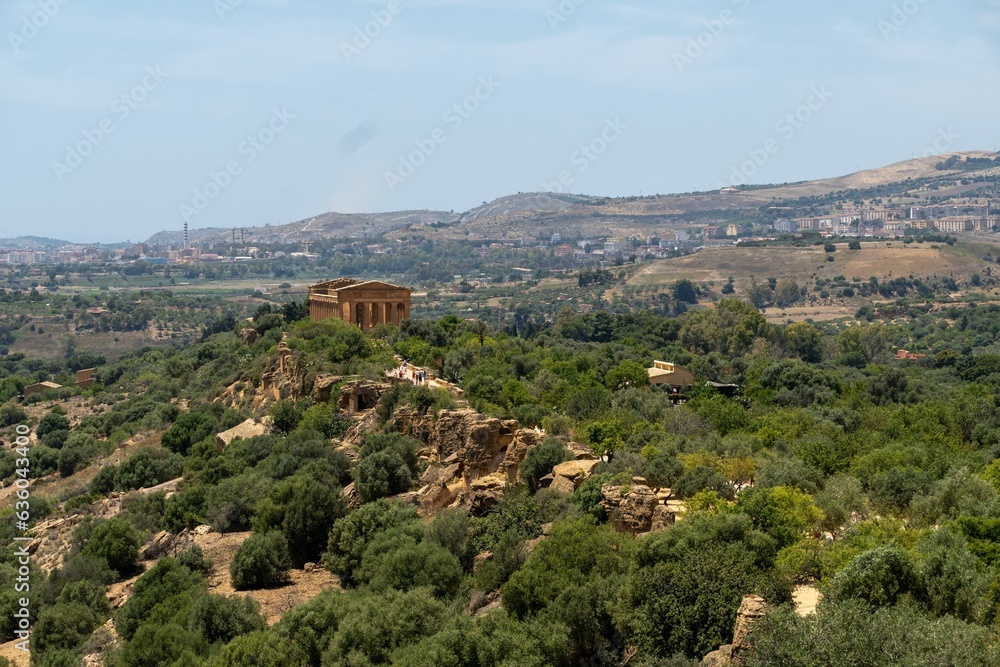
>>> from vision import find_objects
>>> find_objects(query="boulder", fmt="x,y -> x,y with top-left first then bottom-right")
551,459 -> 600,489
600,484 -> 659,534
650,504 -> 677,532
731,595 -> 768,655
549,475 -> 577,495
469,473 -> 507,515
239,328 -> 259,345
139,530 -> 176,560
216,417 -> 271,450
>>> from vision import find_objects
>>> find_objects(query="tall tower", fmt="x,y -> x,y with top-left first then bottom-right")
183,221 -> 189,249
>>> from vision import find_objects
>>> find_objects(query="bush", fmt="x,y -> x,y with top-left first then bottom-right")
89,465 -> 118,495
0,404 -> 27,428
114,558 -> 206,641
520,439 -> 571,494
230,531 -> 292,590
177,545 -> 213,575
31,602 -> 97,655
270,400 -> 303,436
82,518 -> 142,578
37,411 -> 70,437
205,630 -> 308,667
827,544 -> 921,608
114,447 -> 183,491
188,594 -> 265,644
57,580 -> 110,617
323,500 -> 422,584
675,466 -> 735,500
745,600 -> 1000,667
357,532 -> 464,599
353,433 -> 420,503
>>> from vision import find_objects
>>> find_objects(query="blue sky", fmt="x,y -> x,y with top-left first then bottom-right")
1,0 -> 998,243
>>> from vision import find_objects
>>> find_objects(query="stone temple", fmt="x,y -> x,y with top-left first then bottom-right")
308,279 -> 411,331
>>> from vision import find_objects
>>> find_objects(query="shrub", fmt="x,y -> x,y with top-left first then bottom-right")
57,580 -> 110,617
357,532 -> 464,599
269,400 -> 303,436
114,558 -> 206,641
114,447 -> 183,491
323,500 -> 421,583
82,518 -> 142,578
520,439 -> 571,494
230,531 -> 292,590
89,465 -> 119,495
205,630 -> 308,667
827,544 -> 921,608
177,545 -> 213,575
675,466 -> 735,500
188,594 -> 265,644
31,602 -> 97,655
37,412 -> 71,437
353,433 -> 420,503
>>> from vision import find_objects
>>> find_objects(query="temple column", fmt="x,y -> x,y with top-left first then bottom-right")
361,302 -> 370,331
342,301 -> 352,324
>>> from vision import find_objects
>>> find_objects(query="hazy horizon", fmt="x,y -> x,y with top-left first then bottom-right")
3,0 -> 998,243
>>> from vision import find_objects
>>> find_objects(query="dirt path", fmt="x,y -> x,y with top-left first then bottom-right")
793,585 -> 822,616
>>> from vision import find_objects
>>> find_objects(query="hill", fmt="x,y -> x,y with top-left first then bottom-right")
145,151 -> 1000,246
630,241 -> 993,287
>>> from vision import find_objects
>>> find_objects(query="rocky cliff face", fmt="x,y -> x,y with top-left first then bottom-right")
392,406 -> 544,514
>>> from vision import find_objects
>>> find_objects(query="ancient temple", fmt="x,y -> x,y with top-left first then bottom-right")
308,279 -> 411,331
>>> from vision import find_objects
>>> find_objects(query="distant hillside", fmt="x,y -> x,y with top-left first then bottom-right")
144,151 -> 1000,246
0,235 -> 73,248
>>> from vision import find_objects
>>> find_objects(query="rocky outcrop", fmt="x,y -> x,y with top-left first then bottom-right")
548,459 -> 600,494
701,595 -> 769,666
339,380 -> 391,414
216,417 -> 272,449
391,406 -> 543,514
313,374 -> 343,403
239,328 -> 259,345
601,481 -> 684,534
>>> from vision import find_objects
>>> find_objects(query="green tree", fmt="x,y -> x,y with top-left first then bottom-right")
520,439 -> 571,494
230,531 -> 292,590
82,518 -> 142,578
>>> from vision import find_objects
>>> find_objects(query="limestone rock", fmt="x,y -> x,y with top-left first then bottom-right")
313,373 -> 343,403
139,530 -> 176,560
551,459 -> 600,489
239,328 -> 259,345
469,473 -> 507,515
548,474 -> 576,495
651,504 -> 677,532
339,380 -> 390,414
731,595 -> 768,655
600,484 -> 659,534
701,645 -> 733,667
216,417 -> 272,450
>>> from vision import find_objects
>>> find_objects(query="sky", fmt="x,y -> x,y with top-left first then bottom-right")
1,0 -> 998,243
